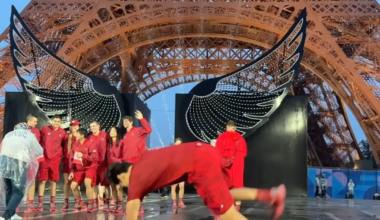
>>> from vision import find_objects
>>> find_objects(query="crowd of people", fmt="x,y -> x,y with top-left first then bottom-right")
0,113 -> 287,220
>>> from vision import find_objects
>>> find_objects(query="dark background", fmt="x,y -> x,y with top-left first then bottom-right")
3,92 -> 151,190
175,94 -> 308,197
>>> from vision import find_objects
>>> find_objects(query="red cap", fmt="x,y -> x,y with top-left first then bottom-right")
70,120 -> 80,126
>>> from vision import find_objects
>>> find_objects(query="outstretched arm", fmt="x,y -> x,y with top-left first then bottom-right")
139,118 -> 152,136
126,199 -> 141,220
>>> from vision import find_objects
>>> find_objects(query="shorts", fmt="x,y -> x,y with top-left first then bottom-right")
37,157 -> 61,182
62,158 -> 70,174
98,165 -> 109,186
187,144 -> 234,216
72,168 -> 97,186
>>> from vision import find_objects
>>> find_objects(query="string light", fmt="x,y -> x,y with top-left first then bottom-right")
185,13 -> 306,142
10,10 -> 122,132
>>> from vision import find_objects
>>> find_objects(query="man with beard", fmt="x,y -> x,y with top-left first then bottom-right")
216,120 -> 247,211
87,121 -> 108,211
36,115 -> 65,212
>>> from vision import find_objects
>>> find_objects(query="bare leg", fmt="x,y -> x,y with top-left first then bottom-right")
84,179 -> 94,204
111,184 -> 118,201
50,181 -> 57,197
229,188 -> 258,201
104,186 -> 110,199
37,180 -> 46,210
171,184 -> 178,201
38,181 -> 46,197
63,174 -> 70,199
178,182 -> 186,208
70,182 -> 81,200
220,205 -> 248,220
99,186 -> 105,198
179,182 -> 185,199
117,185 -> 123,200
28,180 -> 36,201
93,185 -> 98,200
49,181 -> 57,211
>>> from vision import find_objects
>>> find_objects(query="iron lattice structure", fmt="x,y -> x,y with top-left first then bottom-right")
0,0 -> 379,167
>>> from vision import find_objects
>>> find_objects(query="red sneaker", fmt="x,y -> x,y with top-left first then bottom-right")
178,202 -> 186,208
271,184 -> 286,220
103,201 -> 109,212
92,201 -> 99,211
115,201 -> 123,214
80,200 -> 87,211
109,201 -> 116,213
35,203 -> 43,212
73,202 -> 81,212
99,198 -> 104,207
139,207 -> 144,215
61,203 -> 69,212
87,204 -> 94,213
25,203 -> 35,212
50,203 -> 57,212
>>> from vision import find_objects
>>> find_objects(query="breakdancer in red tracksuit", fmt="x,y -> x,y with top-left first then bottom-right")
106,126 -> 123,213
216,120 -> 247,211
106,142 -> 286,220
68,128 -> 99,212
87,121 -> 108,210
37,115 -> 66,212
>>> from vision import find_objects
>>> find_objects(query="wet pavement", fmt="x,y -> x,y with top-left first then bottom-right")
2,194 -> 380,219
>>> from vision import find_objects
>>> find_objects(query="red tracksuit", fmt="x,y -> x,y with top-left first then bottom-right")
216,131 -> 247,188
119,118 -> 152,163
38,125 -> 65,182
27,127 -> 41,180
69,139 -> 99,185
87,131 -> 108,185
106,140 -> 123,165
63,133 -> 76,174
31,127 -> 41,143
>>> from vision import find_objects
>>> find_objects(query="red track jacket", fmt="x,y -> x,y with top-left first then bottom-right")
119,118 -> 152,163
40,125 -> 65,161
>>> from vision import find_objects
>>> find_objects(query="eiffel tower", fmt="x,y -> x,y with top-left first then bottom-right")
0,0 -> 379,168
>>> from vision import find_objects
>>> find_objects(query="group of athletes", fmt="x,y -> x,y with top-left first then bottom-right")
0,111 -> 286,220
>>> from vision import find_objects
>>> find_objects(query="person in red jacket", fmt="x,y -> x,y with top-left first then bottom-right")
119,110 -> 152,163
61,120 -> 86,212
25,114 -> 40,212
105,142 -> 286,220
106,126 -> 123,213
87,121 -> 108,210
36,115 -> 66,212
68,128 -> 99,213
216,120 -> 247,212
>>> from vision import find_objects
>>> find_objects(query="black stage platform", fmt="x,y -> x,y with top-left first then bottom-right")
2,194 -> 380,219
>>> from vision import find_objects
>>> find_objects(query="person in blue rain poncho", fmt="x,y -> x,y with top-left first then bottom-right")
0,123 -> 44,220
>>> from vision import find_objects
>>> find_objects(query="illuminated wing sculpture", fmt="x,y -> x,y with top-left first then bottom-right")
9,6 -> 124,130
183,9 -> 307,142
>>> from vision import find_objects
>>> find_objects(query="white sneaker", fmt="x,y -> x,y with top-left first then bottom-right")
11,214 -> 22,220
